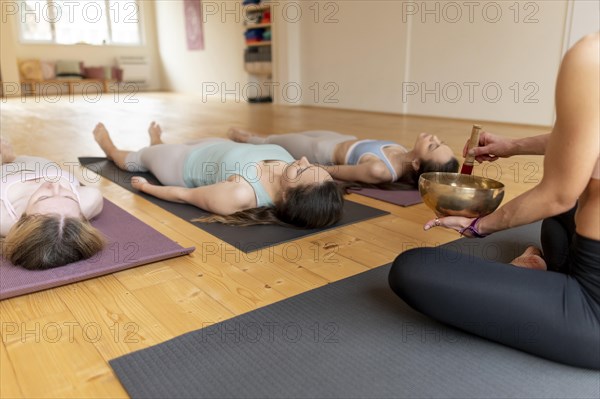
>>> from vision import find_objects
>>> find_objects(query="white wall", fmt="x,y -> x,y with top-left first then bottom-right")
0,0 -> 161,93
405,0 -> 568,125
291,0 -> 574,126
296,1 -> 410,113
154,0 -> 247,100
564,0 -> 600,51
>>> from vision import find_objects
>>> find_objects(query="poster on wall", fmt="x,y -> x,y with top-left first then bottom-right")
184,0 -> 205,50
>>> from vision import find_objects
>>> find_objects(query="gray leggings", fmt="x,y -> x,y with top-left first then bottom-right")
124,138 -> 228,187
248,131 -> 356,165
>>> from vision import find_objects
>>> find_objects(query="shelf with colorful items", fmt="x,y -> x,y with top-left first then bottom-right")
242,0 -> 273,102
243,0 -> 272,47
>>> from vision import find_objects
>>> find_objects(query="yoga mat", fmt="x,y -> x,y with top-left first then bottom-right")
110,223 -> 599,399
79,157 -> 389,253
348,187 -> 422,206
0,199 -> 195,300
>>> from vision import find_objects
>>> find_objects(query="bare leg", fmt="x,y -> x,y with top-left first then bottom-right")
510,246 -> 547,270
92,123 -> 132,170
148,121 -> 164,146
227,127 -> 259,143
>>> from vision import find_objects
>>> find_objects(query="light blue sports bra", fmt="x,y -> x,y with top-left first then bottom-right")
345,140 -> 406,182
183,142 -> 294,207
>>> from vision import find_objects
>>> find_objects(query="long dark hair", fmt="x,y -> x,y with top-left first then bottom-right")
194,181 -> 345,228
399,157 -> 460,187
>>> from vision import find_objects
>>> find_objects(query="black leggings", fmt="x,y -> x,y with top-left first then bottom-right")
389,209 -> 600,369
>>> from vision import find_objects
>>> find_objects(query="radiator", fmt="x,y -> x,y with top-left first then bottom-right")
116,56 -> 151,89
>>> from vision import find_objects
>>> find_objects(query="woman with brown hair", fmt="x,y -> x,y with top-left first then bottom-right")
93,122 -> 344,229
228,129 -> 459,188
1,139 -> 105,270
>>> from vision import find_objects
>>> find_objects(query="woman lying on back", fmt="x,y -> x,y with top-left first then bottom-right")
93,122 -> 344,229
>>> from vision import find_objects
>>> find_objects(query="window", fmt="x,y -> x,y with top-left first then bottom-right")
19,0 -> 142,45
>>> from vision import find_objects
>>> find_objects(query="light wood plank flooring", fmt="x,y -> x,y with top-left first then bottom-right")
0,93 -> 549,398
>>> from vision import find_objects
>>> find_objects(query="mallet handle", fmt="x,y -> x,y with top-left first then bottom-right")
460,124 -> 482,175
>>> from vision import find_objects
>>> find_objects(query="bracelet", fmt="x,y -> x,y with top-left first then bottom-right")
459,217 -> 488,238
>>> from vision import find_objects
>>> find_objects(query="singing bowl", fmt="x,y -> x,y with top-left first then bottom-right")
418,172 -> 505,218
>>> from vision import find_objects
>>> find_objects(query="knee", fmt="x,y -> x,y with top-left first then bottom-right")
389,247 -> 439,302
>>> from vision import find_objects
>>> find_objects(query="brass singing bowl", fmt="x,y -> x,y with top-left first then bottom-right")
419,172 -> 505,218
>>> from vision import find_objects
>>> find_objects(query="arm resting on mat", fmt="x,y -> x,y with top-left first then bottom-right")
133,177 -> 256,215
323,162 -> 392,184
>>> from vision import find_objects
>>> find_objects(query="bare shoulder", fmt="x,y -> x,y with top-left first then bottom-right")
563,33 -> 599,70
187,180 -> 257,215
365,160 -> 393,182
224,180 -> 257,209
556,33 -> 599,110
78,186 -> 103,200
77,186 -> 104,219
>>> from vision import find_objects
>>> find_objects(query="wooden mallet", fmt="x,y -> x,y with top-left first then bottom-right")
460,124 -> 482,175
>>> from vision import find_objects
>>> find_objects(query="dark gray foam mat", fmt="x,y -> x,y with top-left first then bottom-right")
109,222 -> 600,398
79,157 -> 389,253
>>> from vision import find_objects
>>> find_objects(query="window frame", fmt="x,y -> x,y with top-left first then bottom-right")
18,0 -> 144,47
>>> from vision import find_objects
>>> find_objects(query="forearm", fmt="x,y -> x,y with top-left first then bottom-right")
511,133 -> 551,156
323,164 -> 384,184
478,183 -> 575,235
139,183 -> 188,203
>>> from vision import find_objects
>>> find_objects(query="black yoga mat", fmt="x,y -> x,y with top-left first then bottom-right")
109,222 -> 600,399
79,158 -> 389,252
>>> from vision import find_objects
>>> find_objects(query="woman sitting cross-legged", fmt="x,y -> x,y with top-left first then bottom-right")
228,128 -> 459,188
389,33 -> 600,369
93,122 -> 344,228
1,139 -> 105,270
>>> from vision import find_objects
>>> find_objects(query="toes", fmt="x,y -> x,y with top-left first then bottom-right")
522,246 -> 542,257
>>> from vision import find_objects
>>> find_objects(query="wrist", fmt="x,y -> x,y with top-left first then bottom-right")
459,217 -> 489,238
510,138 -> 523,156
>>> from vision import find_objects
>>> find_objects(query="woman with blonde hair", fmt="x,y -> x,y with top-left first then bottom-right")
93,122 -> 344,229
1,139 -> 105,270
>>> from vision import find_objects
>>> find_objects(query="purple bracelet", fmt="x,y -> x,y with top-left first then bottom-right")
459,217 -> 488,238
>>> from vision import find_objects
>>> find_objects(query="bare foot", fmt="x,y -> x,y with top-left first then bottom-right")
227,127 -> 255,143
148,121 -> 163,146
93,123 -> 117,159
510,246 -> 547,270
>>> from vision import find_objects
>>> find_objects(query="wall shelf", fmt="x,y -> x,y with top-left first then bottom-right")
243,1 -> 273,103
243,3 -> 271,13
245,23 -> 271,29
246,41 -> 271,47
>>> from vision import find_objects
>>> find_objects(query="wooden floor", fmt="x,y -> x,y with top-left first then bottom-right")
0,93 -> 549,398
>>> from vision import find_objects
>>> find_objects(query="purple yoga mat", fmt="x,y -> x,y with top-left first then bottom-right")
348,188 -> 422,207
0,199 -> 195,300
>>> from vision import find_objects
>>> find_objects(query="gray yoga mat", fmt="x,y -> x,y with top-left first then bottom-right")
79,157 -> 389,253
348,187 -> 422,206
0,199 -> 195,300
109,222 -> 600,398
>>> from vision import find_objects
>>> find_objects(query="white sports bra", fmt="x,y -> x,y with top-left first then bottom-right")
1,168 -> 81,221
